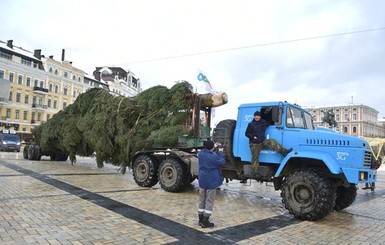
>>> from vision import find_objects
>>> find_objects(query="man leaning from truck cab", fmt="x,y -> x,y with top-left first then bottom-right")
245,111 -> 292,178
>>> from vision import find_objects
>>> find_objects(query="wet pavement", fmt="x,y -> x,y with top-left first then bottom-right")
1,150 -> 385,244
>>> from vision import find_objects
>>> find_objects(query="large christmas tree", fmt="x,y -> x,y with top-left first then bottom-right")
33,81 -> 196,172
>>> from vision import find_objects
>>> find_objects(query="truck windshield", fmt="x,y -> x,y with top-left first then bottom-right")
286,106 -> 314,130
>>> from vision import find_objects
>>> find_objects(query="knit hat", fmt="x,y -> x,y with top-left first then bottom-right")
203,140 -> 215,150
254,111 -> 261,116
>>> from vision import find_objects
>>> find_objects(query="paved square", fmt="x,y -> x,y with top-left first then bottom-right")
1,151 -> 384,244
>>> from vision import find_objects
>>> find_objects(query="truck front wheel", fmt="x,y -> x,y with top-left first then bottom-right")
281,169 -> 335,221
132,154 -> 159,187
159,158 -> 186,192
334,184 -> 357,211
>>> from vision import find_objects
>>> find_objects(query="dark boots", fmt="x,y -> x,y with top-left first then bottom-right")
283,148 -> 293,157
201,215 -> 214,228
198,213 -> 203,226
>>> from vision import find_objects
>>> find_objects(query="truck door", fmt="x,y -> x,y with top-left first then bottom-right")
260,105 -> 284,163
281,105 -> 312,149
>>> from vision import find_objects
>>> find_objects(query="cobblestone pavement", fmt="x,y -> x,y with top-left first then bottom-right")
1,150 -> 385,245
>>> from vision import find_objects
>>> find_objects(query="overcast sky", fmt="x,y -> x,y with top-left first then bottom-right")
1,0 -> 384,125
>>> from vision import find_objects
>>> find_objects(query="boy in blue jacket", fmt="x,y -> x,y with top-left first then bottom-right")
197,140 -> 225,228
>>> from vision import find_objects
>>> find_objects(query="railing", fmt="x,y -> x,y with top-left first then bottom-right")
32,104 -> 47,109
33,86 -> 49,93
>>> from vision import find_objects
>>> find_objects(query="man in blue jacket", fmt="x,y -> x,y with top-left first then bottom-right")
245,111 -> 292,178
197,140 -> 225,228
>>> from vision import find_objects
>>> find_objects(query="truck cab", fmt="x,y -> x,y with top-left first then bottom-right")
230,101 -> 375,184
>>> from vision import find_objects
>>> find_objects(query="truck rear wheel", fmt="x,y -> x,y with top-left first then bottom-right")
159,158 -> 186,192
27,145 -> 36,160
184,174 -> 196,186
334,184 -> 357,211
50,152 -> 69,161
56,153 -> 68,161
132,154 -> 159,187
281,169 -> 335,221
23,145 -> 29,159
34,145 -> 42,160
50,154 -> 57,161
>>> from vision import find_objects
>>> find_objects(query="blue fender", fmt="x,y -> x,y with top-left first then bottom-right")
274,150 -> 342,177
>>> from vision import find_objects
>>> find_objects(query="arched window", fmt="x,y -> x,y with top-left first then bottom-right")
353,126 -> 357,133
73,89 -> 76,97
64,87 -> 68,95
49,83 -> 53,92
55,69 -> 59,75
72,75 -> 76,80
55,85 -> 59,93
49,67 -> 53,73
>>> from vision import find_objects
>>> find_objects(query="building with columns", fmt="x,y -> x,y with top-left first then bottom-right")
304,104 -> 385,138
0,39 -> 141,140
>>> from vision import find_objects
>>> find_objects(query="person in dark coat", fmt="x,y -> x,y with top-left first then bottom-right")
197,140 -> 225,228
245,111 -> 292,178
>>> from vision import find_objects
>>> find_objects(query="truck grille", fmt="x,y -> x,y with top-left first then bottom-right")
364,150 -> 372,167
306,139 -> 350,146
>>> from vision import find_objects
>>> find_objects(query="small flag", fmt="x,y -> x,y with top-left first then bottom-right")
197,70 -> 217,117
197,70 -> 217,95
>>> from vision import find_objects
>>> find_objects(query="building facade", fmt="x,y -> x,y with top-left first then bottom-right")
0,39 -> 140,140
93,66 -> 141,97
305,104 -> 385,138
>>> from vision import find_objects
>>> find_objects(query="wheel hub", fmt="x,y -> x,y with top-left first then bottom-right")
136,162 -> 148,178
293,184 -> 314,207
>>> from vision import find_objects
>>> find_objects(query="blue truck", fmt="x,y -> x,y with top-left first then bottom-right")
212,101 -> 376,221
130,99 -> 376,221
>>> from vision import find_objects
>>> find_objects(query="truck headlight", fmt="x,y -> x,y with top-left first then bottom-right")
359,171 -> 367,181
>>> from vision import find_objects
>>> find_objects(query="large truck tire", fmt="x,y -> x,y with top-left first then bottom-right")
50,152 -> 68,161
159,157 -> 186,192
50,153 -> 57,161
184,174 -> 196,186
334,184 -> 357,211
23,145 -> 29,159
132,154 -> 159,187
280,168 -> 335,221
27,145 -> 36,160
56,153 -> 68,161
212,119 -> 236,158
34,145 -> 42,160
